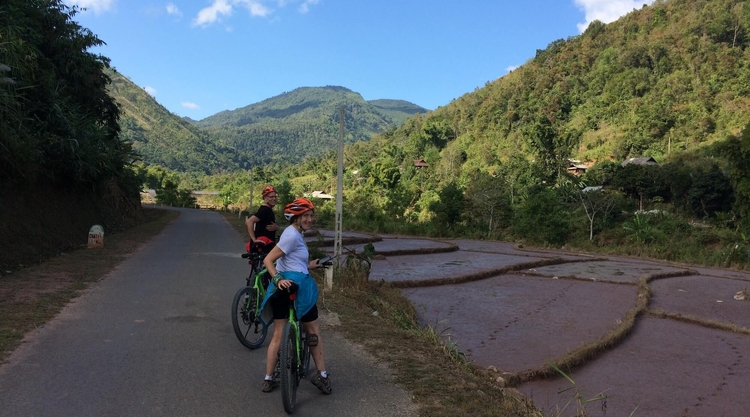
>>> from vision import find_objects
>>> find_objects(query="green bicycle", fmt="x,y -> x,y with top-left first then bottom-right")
277,256 -> 333,413
231,251 -> 271,349
278,281 -> 313,414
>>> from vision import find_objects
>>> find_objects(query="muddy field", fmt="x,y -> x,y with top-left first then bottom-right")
344,232 -> 750,417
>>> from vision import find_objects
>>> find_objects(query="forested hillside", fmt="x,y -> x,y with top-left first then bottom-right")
364,0 -> 750,178
1,1 -> 143,271
106,69 -> 246,174
196,86 -> 427,167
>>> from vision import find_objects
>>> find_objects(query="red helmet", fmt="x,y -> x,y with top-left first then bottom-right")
284,197 -> 314,221
261,186 -> 277,198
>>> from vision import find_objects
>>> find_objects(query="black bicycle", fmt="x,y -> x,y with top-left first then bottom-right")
231,251 -> 272,349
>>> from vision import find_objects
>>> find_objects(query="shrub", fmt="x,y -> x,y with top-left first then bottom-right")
512,189 -> 572,246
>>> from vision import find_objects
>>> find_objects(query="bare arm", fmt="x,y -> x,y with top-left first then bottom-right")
263,245 -> 321,290
245,215 -> 260,241
263,245 -> 285,282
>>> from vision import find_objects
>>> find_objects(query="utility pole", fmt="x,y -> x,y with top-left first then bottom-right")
328,106 -> 345,291
668,134 -> 671,154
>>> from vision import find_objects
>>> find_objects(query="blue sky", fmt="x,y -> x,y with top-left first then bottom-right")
66,0 -> 654,120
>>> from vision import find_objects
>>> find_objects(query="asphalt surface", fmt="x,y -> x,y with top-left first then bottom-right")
0,208 -> 416,417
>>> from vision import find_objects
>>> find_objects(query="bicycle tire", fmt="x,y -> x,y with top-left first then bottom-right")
231,286 -> 267,349
280,322 -> 298,414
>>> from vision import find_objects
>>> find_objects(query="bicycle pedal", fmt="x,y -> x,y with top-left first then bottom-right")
306,333 -> 318,347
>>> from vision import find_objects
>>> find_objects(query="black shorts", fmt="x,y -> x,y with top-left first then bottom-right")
270,292 -> 319,322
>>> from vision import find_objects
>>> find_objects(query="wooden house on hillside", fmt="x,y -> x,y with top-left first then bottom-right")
566,158 -> 588,176
413,159 -> 429,169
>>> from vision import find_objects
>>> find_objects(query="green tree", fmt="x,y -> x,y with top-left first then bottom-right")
717,124 -> 750,228
0,0 -> 132,185
156,180 -> 179,205
219,183 -> 239,210
429,182 -> 464,228
582,161 -> 622,186
513,189 -> 571,246
611,164 -> 667,211
576,187 -> 619,241
275,179 -> 294,209
688,164 -> 734,218
465,172 -> 512,237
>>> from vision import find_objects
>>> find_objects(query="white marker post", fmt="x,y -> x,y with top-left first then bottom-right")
87,225 -> 104,249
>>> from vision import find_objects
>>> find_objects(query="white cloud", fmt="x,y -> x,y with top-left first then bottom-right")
574,0 -> 655,33
298,0 -> 319,14
181,101 -> 200,109
237,0 -> 272,17
506,65 -> 519,73
66,0 -> 116,14
144,86 -> 157,96
166,2 -> 182,17
193,0 -> 318,27
193,0 -> 233,27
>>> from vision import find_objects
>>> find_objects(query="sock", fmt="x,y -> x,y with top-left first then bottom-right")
265,375 -> 273,381
320,371 -> 328,378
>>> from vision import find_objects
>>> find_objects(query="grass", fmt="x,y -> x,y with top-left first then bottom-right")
0,208 -> 178,363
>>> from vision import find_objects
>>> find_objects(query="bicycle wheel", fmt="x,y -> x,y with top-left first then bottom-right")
280,322 -> 298,414
231,286 -> 267,349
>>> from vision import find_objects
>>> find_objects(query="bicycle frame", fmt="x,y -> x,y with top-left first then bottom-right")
279,284 -> 312,413
286,297 -> 304,373
247,257 -> 271,329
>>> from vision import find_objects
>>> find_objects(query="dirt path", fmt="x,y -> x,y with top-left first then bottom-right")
349,236 -> 750,417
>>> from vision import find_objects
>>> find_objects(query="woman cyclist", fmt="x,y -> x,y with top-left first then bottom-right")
260,197 -> 331,395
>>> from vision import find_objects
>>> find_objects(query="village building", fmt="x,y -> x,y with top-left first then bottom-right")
621,157 -> 658,167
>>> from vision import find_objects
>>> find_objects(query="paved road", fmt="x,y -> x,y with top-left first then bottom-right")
0,209 -> 415,417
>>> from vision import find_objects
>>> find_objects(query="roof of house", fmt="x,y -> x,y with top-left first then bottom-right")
621,157 -> 658,167
567,164 -> 588,170
413,159 -> 429,167
582,186 -> 604,193
311,190 -> 334,200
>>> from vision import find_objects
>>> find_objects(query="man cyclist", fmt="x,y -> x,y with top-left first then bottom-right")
246,186 -> 279,248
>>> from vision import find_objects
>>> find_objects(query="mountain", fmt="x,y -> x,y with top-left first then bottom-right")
368,99 -> 428,126
106,69 -> 246,173
108,76 -> 426,172
196,86 -> 427,167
